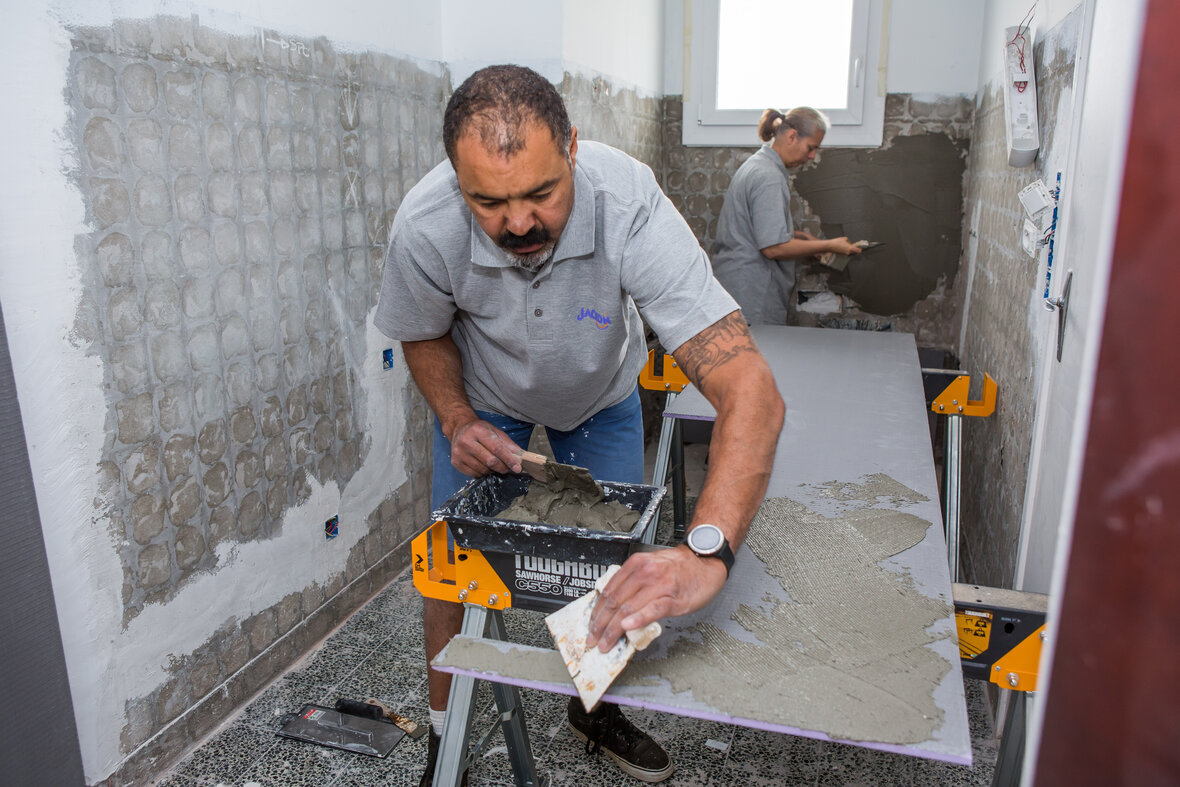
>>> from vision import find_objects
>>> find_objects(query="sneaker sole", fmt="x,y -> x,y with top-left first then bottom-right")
567,720 -> 675,783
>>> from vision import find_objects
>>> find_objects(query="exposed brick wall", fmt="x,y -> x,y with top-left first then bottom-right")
957,11 -> 1080,587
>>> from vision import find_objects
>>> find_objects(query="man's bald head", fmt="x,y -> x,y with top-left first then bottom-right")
443,64 -> 572,166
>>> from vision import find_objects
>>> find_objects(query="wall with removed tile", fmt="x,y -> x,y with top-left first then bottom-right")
957,6 -> 1084,589
1,2 -> 664,784
659,93 -> 973,349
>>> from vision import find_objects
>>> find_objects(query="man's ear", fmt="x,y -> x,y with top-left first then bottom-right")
569,126 -> 579,170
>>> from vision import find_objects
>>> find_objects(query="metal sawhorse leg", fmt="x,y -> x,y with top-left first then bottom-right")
639,350 -> 692,545
646,392 -> 687,543
434,605 -> 547,787
927,371 -> 996,580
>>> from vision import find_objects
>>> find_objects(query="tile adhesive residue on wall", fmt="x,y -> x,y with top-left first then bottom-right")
793,135 -> 967,316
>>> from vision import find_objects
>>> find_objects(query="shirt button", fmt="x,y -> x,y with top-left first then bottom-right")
532,282 -> 540,289
534,308 -> 543,317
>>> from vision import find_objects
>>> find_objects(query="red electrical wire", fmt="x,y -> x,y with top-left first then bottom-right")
1006,2 -> 1037,92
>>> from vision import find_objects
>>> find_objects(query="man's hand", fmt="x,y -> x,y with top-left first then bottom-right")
401,335 -> 524,478
446,418 -> 523,477
586,545 -> 727,652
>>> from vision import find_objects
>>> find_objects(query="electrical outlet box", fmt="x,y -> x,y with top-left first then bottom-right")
1022,217 -> 1040,258
1003,25 -> 1040,167
1018,180 -> 1054,218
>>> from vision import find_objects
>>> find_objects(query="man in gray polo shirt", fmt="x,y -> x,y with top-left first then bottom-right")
376,65 -> 783,786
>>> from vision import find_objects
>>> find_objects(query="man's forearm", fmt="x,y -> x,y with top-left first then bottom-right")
401,335 -> 478,440
690,384 -> 780,547
672,312 -> 784,549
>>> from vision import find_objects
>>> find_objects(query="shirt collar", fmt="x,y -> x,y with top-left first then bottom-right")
758,142 -> 790,176
468,162 -> 596,269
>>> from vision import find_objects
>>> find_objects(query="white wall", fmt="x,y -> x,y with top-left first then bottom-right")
442,0 -> 564,86
562,0 -> 665,94
977,0 -> 1083,87
663,0 -> 987,99
444,0 -> 665,94
886,0 -> 986,95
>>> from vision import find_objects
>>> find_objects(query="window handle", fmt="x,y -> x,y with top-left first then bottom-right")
852,56 -> 863,89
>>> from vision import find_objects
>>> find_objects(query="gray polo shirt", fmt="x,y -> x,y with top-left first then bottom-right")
374,141 -> 737,431
712,143 -> 796,325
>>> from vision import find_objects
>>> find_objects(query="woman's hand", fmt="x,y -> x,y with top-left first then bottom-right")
827,237 -> 864,256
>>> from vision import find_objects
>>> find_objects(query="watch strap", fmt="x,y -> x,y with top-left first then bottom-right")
713,540 -> 736,575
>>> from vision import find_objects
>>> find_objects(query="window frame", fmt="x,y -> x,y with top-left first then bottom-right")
682,0 -> 886,148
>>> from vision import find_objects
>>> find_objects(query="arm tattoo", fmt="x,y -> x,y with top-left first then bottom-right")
674,312 -> 758,389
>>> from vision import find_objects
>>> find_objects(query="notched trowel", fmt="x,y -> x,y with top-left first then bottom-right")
818,240 -> 885,272
544,565 -> 662,711
518,449 -> 604,498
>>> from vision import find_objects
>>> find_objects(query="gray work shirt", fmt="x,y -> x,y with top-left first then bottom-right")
712,143 -> 796,325
374,140 -> 737,431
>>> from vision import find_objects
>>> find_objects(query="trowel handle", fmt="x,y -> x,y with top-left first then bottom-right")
518,450 -> 549,481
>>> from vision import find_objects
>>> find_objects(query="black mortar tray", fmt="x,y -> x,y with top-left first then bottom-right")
434,474 -> 665,564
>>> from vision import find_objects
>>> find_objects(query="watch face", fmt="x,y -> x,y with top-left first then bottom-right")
689,525 -> 723,553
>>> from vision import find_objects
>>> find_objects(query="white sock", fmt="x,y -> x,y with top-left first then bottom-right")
430,708 -> 446,735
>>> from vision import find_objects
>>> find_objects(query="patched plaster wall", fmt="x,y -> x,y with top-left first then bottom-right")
65,18 -> 438,784
659,93 -> 974,349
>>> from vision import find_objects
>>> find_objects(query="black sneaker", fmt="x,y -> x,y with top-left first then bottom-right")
419,729 -> 469,787
567,697 -> 674,783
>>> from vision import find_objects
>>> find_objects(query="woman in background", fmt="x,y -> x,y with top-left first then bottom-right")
712,107 -> 861,325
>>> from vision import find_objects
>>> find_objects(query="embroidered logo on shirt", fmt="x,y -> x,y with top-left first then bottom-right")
577,307 -> 611,330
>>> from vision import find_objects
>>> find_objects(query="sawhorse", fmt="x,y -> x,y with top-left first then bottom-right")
433,604 -> 548,787
928,370 -> 1046,787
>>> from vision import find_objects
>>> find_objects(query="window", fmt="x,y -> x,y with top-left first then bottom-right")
683,0 -> 885,147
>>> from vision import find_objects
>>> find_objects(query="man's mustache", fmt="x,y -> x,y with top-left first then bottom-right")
498,226 -> 551,250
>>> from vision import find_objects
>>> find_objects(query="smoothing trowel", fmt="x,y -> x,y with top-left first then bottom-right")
818,240 -> 885,272
518,449 -> 604,498
544,564 -> 662,711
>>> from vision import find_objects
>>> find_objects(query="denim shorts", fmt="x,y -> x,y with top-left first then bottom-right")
430,387 -> 644,508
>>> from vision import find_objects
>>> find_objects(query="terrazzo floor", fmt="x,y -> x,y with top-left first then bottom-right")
155,567 -> 1000,787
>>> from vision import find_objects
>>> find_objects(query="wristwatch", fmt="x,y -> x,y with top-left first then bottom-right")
684,524 -> 735,576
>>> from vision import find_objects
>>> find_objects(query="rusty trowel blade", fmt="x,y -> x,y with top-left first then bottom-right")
519,450 -> 603,497
544,565 -> 661,711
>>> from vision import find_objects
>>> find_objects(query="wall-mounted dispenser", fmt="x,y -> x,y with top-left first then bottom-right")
1003,24 -> 1040,167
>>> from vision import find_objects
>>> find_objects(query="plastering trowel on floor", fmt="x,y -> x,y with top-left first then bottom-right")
545,565 -> 662,711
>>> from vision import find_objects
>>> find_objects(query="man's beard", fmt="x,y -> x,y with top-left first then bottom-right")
498,226 -> 556,272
